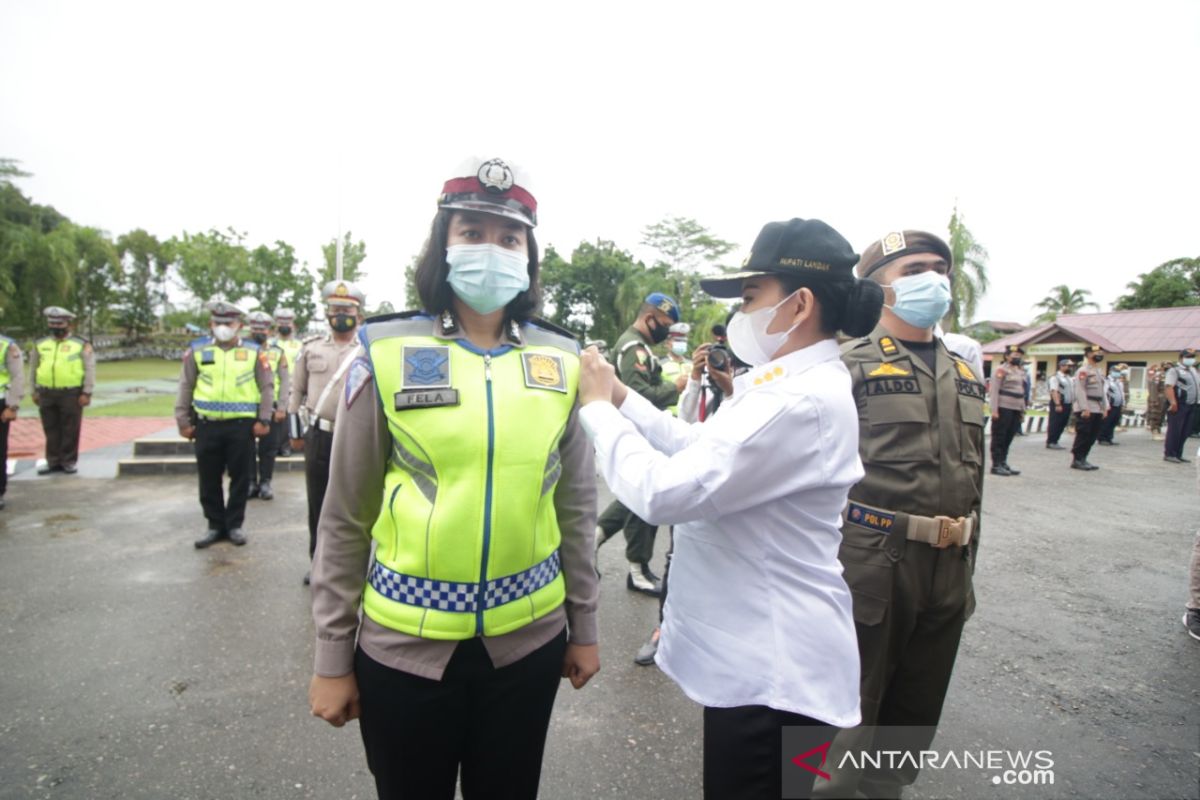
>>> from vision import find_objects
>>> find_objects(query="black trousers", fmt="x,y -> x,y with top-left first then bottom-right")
252,417 -> 284,483
598,498 -> 658,564
0,399 -> 9,496
304,427 -> 333,558
1165,404 -> 1196,459
37,387 -> 83,468
1098,404 -> 1122,443
703,705 -> 831,800
1071,411 -> 1102,462
989,408 -> 1022,466
194,418 -> 255,531
1046,405 -> 1072,445
355,630 -> 567,800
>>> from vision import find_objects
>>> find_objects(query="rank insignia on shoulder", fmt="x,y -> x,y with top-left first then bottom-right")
344,357 -> 373,408
403,346 -> 451,389
522,352 -> 567,393
440,310 -> 458,334
879,337 -> 899,356
395,389 -> 460,410
868,362 -> 910,378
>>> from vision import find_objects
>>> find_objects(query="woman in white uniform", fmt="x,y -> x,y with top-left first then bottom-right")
577,217 -> 883,799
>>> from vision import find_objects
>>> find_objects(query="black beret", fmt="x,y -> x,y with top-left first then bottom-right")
700,218 -> 858,298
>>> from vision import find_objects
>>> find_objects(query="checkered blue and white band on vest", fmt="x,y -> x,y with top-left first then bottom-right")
368,551 -> 561,614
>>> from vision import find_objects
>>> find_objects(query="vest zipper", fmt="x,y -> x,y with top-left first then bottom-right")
476,353 -> 496,636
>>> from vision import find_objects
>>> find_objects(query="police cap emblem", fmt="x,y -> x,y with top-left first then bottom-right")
477,159 -> 514,194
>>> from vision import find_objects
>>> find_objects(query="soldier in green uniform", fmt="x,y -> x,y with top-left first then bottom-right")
816,231 -> 985,799
595,292 -> 685,595
245,310 -> 290,500
0,330 -> 26,508
29,307 -> 95,475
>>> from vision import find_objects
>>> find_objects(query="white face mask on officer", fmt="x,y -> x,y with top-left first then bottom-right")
213,324 -> 237,343
727,291 -> 802,367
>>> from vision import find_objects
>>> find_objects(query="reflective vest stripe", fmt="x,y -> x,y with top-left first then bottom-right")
369,551 -> 561,613
194,400 -> 258,413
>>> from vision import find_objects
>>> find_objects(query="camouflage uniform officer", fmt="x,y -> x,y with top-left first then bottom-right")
0,330 -> 26,509
817,231 -> 985,799
174,302 -> 274,548
29,307 -> 96,474
1070,344 -> 1110,470
272,308 -> 303,456
595,292 -> 685,595
245,311 -> 290,500
287,280 -> 365,584
988,344 -> 1028,476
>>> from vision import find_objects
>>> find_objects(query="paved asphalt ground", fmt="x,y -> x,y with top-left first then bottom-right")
1,427 -> 1198,799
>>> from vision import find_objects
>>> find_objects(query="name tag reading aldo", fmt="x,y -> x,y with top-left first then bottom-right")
394,389 -> 460,410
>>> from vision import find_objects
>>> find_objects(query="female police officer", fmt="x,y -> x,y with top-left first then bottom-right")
578,218 -> 882,799
307,158 -> 600,800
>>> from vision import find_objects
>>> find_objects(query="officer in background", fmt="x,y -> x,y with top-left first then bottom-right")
174,302 -> 274,548
988,344 -> 1027,476
1098,364 -> 1126,446
1070,344 -> 1110,471
29,307 -> 95,475
1045,358 -> 1075,450
817,230 -> 985,799
1147,362 -> 1168,440
659,322 -> 691,416
1164,348 -> 1199,464
595,292 -> 686,595
272,308 -> 303,455
287,279 -> 365,584
245,311 -> 290,500
0,330 -> 25,509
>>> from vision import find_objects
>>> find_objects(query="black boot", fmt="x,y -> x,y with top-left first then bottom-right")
248,482 -> 260,499
227,528 -> 248,546
258,481 -> 274,501
194,528 -> 223,549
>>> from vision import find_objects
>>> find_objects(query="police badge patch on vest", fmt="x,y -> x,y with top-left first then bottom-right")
863,358 -> 921,396
200,349 -> 215,365
235,349 -> 249,361
403,346 -> 451,389
522,352 -> 567,393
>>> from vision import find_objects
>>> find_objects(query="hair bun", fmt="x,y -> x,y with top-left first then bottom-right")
841,280 -> 884,337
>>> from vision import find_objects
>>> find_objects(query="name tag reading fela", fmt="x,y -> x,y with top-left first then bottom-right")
394,389 -> 460,410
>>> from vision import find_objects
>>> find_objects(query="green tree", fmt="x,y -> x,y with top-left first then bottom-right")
1114,257 -> 1200,310
245,241 -> 317,329
641,216 -> 736,273
541,241 -> 647,346
116,229 -> 169,338
402,254 -> 420,312
1032,285 -> 1100,323
944,204 -> 990,331
0,163 -> 74,334
66,225 -> 121,339
320,232 -> 367,284
169,228 -> 252,308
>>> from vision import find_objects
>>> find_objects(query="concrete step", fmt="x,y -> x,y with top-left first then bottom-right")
118,454 -> 305,477
133,437 -> 195,457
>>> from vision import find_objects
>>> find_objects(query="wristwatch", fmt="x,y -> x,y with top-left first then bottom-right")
258,418 -> 271,426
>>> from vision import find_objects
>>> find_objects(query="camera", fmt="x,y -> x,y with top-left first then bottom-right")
707,344 -> 730,373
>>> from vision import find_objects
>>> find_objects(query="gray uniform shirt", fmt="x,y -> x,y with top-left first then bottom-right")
1166,364 -> 1200,406
28,336 -> 96,395
2,339 -> 24,406
1048,371 -> 1075,406
172,338 -> 275,430
988,361 -> 1027,412
311,316 -> 600,680
287,335 -> 359,423
1073,364 -> 1110,414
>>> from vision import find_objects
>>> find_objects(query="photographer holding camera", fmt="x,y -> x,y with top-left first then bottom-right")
678,322 -> 746,423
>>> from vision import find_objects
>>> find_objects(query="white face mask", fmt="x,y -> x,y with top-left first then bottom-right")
670,340 -> 688,356
726,291 -> 800,367
213,324 -> 237,343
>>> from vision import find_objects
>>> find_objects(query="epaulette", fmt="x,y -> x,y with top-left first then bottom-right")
71,335 -> 88,345
528,316 -> 579,342
188,336 -> 213,348
365,309 -> 429,324
241,339 -> 261,351
526,317 -> 581,355
840,337 -> 873,356
302,334 -> 324,344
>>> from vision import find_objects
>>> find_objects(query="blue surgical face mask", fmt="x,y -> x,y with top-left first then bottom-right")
446,243 -> 530,315
884,271 -> 952,329
670,340 -> 688,356
1184,358 -> 1196,367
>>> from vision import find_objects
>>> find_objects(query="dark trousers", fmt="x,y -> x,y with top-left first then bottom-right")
0,399 -> 8,496
1046,405 -> 1072,445
1098,404 -> 1122,443
989,408 -> 1022,466
304,427 -> 333,558
704,705 -> 831,800
657,528 -> 675,624
1071,411 -> 1102,462
37,387 -> 83,468
355,630 -> 567,800
1165,404 -> 1196,459
598,499 -> 658,564
252,418 -> 284,483
194,418 -> 255,531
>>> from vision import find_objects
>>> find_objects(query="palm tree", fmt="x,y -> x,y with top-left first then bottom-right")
944,204 -> 990,332
1033,285 -> 1099,323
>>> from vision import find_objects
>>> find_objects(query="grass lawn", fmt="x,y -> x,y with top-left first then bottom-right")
95,358 -> 181,383
88,394 -> 178,418
86,358 -> 181,417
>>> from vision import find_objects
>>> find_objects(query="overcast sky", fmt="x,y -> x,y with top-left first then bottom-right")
2,1 -> 1197,325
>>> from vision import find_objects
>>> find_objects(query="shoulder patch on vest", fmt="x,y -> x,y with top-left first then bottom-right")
344,357 -> 373,408
862,357 -> 921,396
522,352 -> 567,393
403,346 -> 451,389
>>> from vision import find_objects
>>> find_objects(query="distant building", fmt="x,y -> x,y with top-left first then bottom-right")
964,320 -> 1026,339
981,307 -> 1200,408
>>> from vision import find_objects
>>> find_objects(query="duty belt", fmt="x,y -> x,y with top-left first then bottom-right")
312,416 -> 335,433
368,551 -> 561,614
999,390 -> 1024,398
844,501 -> 974,548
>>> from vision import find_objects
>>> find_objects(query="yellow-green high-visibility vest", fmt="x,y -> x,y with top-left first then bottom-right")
275,337 -> 302,376
35,336 -> 86,389
660,356 -> 687,416
192,340 -> 262,420
263,345 -> 284,402
0,336 -> 11,395
361,314 -> 580,640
